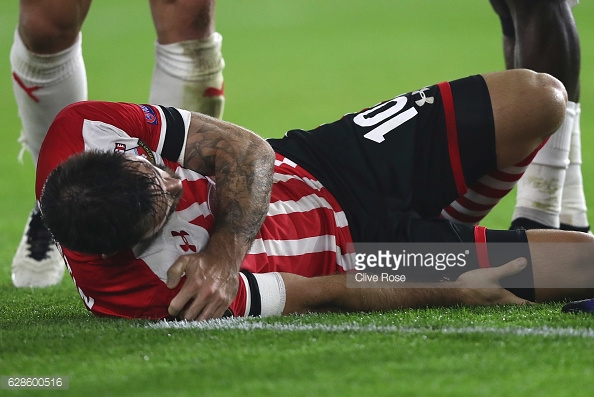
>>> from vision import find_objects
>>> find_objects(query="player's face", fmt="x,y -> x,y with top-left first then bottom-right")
127,156 -> 183,239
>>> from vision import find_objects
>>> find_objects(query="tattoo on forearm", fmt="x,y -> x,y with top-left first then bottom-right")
184,114 -> 274,247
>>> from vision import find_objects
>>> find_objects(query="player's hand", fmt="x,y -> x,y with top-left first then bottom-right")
166,251 -> 239,321
454,257 -> 531,305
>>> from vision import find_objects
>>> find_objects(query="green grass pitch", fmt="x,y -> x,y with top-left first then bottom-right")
2,1 -> 594,396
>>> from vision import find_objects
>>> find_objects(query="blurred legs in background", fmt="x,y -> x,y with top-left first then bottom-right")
10,0 -> 225,287
490,0 -> 589,232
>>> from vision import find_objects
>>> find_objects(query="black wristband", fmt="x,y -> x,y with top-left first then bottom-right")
158,105 -> 186,162
240,270 -> 261,317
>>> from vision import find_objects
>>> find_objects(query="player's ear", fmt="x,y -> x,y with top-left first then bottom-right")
162,173 -> 183,194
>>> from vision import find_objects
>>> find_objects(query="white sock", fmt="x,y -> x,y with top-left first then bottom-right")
560,103 -> 589,228
149,32 -> 225,119
10,29 -> 87,166
512,101 -> 576,228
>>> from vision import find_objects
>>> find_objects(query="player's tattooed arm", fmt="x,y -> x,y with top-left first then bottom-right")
167,113 -> 275,321
183,112 -> 274,244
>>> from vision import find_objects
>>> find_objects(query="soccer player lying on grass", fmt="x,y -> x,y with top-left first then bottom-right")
37,68 -> 594,321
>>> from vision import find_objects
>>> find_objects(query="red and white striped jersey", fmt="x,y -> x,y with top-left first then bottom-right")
36,101 -> 354,319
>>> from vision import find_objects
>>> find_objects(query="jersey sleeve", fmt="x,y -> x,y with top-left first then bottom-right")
59,245 -> 174,319
61,240 -> 252,320
36,101 -> 191,199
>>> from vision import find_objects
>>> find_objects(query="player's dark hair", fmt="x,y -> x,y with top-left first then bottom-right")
40,151 -> 166,255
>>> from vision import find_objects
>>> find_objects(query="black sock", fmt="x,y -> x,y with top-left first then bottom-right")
509,217 -> 556,231
559,223 -> 591,233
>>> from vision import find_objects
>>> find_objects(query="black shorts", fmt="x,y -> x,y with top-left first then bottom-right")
402,223 -> 534,300
269,74 -> 534,300
269,74 -> 497,242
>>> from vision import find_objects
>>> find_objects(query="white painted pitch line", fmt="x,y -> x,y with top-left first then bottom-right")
146,317 -> 594,338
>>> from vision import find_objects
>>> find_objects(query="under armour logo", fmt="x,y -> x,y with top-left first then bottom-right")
171,230 -> 197,252
413,87 -> 434,107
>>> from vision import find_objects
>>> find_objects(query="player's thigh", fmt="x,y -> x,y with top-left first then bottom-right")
502,0 -> 575,38
149,0 -> 216,43
18,0 -> 91,53
482,69 -> 567,168
503,0 -> 580,100
490,0 -> 516,43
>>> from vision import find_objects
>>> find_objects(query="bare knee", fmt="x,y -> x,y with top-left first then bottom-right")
150,0 -> 216,43
491,68 -> 567,137
486,69 -> 567,167
523,69 -> 568,140
503,69 -> 567,138
18,0 -> 91,54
